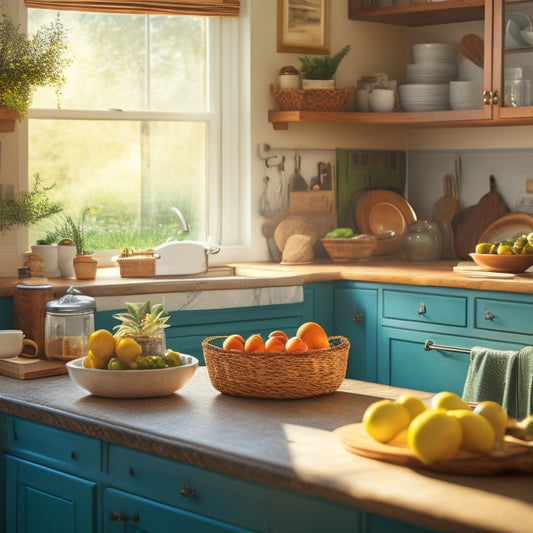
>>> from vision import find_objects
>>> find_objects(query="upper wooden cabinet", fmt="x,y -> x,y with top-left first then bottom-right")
268,0 -> 533,130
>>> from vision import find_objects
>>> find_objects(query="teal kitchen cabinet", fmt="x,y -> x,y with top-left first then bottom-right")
333,283 -> 378,381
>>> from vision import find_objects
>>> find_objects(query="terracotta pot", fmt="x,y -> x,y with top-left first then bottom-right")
73,255 -> 98,280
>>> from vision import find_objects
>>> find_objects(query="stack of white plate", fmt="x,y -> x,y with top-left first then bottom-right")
401,43 -> 457,111
399,84 -> 450,112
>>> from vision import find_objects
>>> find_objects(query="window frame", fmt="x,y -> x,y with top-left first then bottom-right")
21,5 -> 243,256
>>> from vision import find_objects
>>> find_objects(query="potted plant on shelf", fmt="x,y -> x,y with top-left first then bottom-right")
0,9 -> 71,120
298,45 -> 351,89
112,301 -> 171,357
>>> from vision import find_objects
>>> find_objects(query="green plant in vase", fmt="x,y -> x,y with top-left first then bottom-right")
0,9 -> 71,119
113,301 -> 171,356
298,45 -> 351,88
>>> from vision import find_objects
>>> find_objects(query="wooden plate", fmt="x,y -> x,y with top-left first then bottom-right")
355,191 -> 416,255
334,423 -> 533,475
478,213 -> 533,244
470,253 -> 533,273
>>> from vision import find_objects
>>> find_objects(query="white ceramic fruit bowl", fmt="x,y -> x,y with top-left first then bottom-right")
66,354 -> 199,398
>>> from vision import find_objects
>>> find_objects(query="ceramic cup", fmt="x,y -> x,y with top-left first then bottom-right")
0,329 -> 39,359
368,89 -> 395,112
356,89 -> 370,112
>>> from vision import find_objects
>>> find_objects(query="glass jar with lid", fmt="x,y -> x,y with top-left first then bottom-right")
45,287 -> 96,361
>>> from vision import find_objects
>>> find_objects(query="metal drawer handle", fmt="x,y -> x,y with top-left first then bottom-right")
353,305 -> 364,324
180,482 -> 196,498
484,309 -> 498,321
418,302 -> 426,315
110,512 -> 139,523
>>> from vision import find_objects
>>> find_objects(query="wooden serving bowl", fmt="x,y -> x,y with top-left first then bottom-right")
321,235 -> 377,263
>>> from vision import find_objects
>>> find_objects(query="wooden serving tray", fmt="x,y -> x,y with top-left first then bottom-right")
334,423 -> 533,475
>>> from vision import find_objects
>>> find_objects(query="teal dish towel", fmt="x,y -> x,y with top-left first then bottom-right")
462,346 -> 532,419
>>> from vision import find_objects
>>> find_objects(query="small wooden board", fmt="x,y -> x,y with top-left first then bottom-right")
0,357 -> 67,380
334,423 -> 533,475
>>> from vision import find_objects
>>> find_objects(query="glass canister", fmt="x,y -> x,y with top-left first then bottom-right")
45,287 -> 96,361
402,220 -> 442,261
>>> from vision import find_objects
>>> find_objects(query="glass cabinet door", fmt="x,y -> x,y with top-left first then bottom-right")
498,0 -> 533,117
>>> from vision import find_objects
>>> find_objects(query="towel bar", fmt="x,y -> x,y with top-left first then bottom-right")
424,340 -> 470,354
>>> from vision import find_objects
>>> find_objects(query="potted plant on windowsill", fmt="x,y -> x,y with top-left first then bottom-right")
298,45 -> 351,89
62,208 -> 98,280
0,8 -> 71,120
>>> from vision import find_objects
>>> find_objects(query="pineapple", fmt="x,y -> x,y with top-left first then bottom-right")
112,301 -> 170,356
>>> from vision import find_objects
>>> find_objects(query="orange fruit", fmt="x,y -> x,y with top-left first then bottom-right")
296,322 -> 329,350
265,335 -> 286,352
223,334 -> 245,351
244,334 -> 265,352
285,336 -> 308,354
268,330 -> 288,342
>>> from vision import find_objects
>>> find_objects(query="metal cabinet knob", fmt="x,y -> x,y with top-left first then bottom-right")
352,305 -> 364,324
418,302 -> 426,315
109,512 -> 139,522
180,482 -> 196,498
484,309 -> 498,321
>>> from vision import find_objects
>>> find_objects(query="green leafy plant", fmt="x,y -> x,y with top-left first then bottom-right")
298,45 -> 351,80
0,174 -> 63,233
113,301 -> 171,339
61,207 -> 95,255
0,9 -> 71,118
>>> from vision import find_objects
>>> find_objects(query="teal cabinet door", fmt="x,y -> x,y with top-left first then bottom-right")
5,456 -> 97,533
334,285 -> 378,381
103,487 -> 253,533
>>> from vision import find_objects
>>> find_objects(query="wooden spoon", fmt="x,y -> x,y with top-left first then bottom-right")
459,34 -> 484,68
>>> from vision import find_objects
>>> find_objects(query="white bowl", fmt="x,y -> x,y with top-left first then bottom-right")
449,81 -> 483,110
457,56 -> 484,82
412,43 -> 457,64
506,18 -> 527,47
520,28 -> 533,46
66,354 -> 199,398
368,89 -> 395,112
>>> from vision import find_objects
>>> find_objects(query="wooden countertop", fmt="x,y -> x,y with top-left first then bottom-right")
0,369 -> 532,533
1,259 -> 533,298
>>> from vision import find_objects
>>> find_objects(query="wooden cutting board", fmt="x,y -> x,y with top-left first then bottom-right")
334,423 -> 533,475
0,357 -> 67,380
453,175 -> 509,259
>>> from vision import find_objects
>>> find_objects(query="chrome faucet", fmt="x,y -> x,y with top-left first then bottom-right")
171,206 -> 190,233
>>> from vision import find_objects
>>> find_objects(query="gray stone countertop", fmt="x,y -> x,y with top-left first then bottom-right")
1,368 -> 533,533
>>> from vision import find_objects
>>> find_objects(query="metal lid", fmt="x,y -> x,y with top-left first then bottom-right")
45,286 -> 96,314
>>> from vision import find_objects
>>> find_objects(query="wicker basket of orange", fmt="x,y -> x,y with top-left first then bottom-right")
202,322 -> 349,400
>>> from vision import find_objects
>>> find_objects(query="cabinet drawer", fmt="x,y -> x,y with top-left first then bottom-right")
107,444 -> 269,532
382,289 -> 467,327
7,417 -> 101,474
474,298 -> 533,337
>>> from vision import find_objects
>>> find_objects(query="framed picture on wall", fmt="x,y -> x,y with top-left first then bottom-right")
277,0 -> 330,54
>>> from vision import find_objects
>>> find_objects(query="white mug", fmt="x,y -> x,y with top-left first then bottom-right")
0,330 -> 39,359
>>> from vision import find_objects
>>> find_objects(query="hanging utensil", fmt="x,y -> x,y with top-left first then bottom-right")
259,176 -> 271,216
290,154 -> 308,192
279,155 -> 288,210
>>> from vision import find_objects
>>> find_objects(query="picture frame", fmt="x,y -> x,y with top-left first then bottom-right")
277,0 -> 330,55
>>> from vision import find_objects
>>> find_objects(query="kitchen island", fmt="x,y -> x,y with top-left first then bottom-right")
1,368 -> 532,533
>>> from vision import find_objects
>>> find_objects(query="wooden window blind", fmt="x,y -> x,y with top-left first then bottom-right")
24,0 -> 239,16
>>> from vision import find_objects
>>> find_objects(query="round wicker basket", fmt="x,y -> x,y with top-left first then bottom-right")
202,335 -> 350,400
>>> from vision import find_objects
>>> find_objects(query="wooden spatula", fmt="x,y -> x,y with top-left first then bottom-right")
459,34 -> 484,68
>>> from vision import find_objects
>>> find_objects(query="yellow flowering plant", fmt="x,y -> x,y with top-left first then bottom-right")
0,9 -> 71,119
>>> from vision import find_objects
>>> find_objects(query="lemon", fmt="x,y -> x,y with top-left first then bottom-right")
362,399 -> 410,443
407,409 -> 463,464
447,409 -> 495,454
518,415 -> 533,440
89,329 -> 116,362
396,394 -> 426,421
165,349 -> 182,367
83,350 -> 106,369
431,391 -> 470,411
115,337 -> 142,365
475,242 -> 492,254
473,401 -> 508,451
497,244 -> 513,255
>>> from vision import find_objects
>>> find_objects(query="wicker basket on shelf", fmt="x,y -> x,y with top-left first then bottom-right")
270,84 -> 351,112
202,335 -> 350,399
116,250 -> 157,277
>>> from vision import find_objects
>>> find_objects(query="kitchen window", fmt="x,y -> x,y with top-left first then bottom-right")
26,6 -> 241,252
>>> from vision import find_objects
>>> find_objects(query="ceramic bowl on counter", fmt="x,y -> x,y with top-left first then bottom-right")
321,235 -> 377,263
469,253 -> 533,273
66,354 -> 199,398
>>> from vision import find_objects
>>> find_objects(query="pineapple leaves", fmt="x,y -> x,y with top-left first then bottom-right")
113,301 -> 170,338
